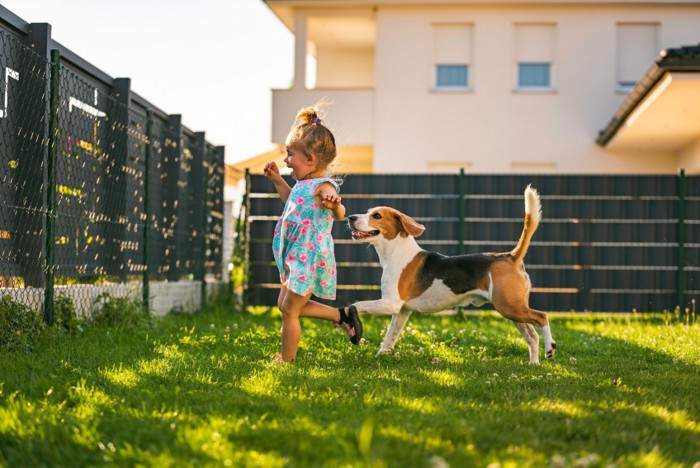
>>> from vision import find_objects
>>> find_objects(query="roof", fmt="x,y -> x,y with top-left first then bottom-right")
596,44 -> 700,151
225,148 -> 285,187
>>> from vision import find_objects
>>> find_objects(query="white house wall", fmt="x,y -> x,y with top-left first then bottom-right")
372,4 -> 700,173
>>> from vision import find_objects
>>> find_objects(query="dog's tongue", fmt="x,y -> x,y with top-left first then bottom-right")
352,230 -> 371,239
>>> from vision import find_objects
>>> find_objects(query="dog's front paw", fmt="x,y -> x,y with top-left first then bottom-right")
376,348 -> 393,356
545,341 -> 557,359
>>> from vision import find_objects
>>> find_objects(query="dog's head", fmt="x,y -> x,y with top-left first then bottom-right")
347,207 -> 425,243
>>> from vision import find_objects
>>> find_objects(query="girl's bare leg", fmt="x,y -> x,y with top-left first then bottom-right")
278,287 -> 311,362
277,285 -> 342,322
300,300 -> 342,321
275,286 -> 351,361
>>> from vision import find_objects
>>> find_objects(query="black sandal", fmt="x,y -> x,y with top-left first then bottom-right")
334,305 -> 363,345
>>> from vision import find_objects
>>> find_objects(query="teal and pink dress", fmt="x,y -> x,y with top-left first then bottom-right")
272,177 -> 339,299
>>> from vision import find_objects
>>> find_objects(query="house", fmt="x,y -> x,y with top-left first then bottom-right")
260,0 -> 700,175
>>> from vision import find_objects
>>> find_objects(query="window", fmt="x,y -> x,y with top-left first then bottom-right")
437,64 -> 468,87
518,63 -> 550,87
617,23 -> 659,90
433,24 -> 473,90
515,24 -> 556,90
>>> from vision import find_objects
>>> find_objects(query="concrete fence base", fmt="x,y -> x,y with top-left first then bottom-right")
0,280 -> 228,319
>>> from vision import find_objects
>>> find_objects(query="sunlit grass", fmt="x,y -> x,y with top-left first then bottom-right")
0,307 -> 698,466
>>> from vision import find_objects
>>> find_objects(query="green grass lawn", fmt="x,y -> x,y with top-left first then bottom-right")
1,305 -> 698,467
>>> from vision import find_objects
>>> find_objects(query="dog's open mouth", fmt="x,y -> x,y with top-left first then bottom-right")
351,229 -> 380,240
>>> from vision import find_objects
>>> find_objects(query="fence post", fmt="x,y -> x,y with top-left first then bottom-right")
143,109 -> 153,309
457,168 -> 465,255
197,134 -> 209,310
22,23 -> 52,289
165,114 -> 182,281
213,146 -> 226,280
43,49 -> 60,325
231,171 -> 248,302
677,168 -> 686,309
112,78 -> 131,281
242,168 -> 251,309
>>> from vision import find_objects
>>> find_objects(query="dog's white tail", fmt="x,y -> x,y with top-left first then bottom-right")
511,185 -> 541,263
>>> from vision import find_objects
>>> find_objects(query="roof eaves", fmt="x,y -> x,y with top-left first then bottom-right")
596,43 -> 700,147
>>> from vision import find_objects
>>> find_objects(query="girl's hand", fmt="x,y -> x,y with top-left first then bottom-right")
265,162 -> 291,203
316,182 -> 345,219
320,193 -> 342,210
264,162 -> 280,179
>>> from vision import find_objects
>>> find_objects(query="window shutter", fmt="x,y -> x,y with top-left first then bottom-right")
515,24 -> 555,63
617,24 -> 659,86
434,25 -> 473,64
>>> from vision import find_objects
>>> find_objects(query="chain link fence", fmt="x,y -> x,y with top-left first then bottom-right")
0,23 -> 226,322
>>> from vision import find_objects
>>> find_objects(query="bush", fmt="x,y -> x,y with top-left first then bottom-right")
0,295 -> 45,351
90,292 -> 150,328
54,295 -> 80,332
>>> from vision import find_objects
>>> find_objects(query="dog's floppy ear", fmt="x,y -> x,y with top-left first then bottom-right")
399,213 -> 425,237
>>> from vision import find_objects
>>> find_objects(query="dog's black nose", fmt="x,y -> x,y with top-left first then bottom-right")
348,215 -> 358,222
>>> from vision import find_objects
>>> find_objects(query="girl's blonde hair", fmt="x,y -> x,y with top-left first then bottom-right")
286,105 -> 337,169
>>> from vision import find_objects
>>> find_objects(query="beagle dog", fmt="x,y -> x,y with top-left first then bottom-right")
347,185 -> 556,364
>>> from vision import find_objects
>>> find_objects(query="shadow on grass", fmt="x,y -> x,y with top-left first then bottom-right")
1,311 -> 698,466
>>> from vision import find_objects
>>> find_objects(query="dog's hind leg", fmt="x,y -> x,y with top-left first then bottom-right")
378,308 -> 412,355
490,268 -> 556,362
518,308 -> 556,360
513,321 -> 540,364
518,306 -> 556,359
501,306 -> 556,362
492,304 -> 542,364
538,317 -> 556,359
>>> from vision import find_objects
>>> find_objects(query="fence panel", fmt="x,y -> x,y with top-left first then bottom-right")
146,115 -> 178,279
0,11 -> 226,319
54,65 -> 136,280
206,145 -> 225,279
685,176 -> 700,307
0,31 -> 49,309
245,173 -> 697,312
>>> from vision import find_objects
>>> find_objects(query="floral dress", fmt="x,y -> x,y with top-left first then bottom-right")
272,177 -> 339,299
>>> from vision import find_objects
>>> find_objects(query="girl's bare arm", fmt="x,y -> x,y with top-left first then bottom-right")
264,162 -> 292,203
317,183 -> 346,220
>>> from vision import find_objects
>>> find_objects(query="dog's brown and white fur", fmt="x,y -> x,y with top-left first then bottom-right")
348,185 -> 556,364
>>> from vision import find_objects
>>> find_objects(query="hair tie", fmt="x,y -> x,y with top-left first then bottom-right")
313,117 -> 321,124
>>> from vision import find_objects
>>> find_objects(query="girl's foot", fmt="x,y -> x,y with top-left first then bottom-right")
271,353 -> 292,364
335,305 -> 363,345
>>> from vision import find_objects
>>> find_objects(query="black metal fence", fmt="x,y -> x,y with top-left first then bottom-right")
242,172 -> 698,313
0,10 -> 225,320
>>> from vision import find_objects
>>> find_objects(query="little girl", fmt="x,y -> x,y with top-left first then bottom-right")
264,105 -> 362,363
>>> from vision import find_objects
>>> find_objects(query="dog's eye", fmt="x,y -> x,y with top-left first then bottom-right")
372,213 -> 382,219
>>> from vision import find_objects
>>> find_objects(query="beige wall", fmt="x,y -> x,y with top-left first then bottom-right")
316,47 -> 375,87
373,4 -> 700,174
335,145 -> 374,174
680,139 -> 700,175
271,88 -> 374,145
